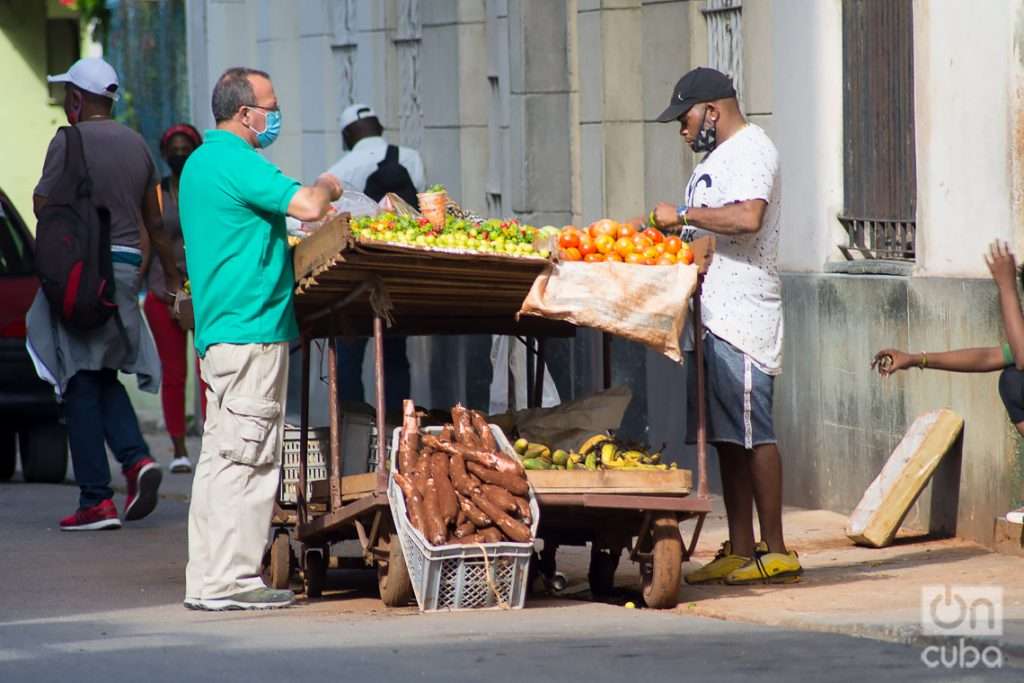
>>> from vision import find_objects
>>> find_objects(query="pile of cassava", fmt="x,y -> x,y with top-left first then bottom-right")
393,399 -> 533,546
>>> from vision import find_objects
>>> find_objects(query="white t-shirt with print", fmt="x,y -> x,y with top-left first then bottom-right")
683,123 -> 783,375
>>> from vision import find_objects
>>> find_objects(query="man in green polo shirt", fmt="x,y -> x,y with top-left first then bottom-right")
178,66 -> 342,611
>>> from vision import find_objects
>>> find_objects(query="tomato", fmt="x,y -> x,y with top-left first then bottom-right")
614,237 -> 634,258
592,218 -> 618,239
578,234 -> 597,257
657,254 -> 676,266
559,228 -> 581,250
617,222 -> 637,239
632,235 -> 654,252
664,236 -> 683,255
642,227 -> 665,244
642,246 -> 660,261
595,234 -> 616,255
626,252 -> 645,265
677,244 -> 694,265
584,253 -> 606,263
561,247 -> 582,261
655,243 -> 667,255
606,251 -> 624,262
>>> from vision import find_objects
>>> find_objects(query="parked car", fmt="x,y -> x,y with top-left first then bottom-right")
0,188 -> 68,483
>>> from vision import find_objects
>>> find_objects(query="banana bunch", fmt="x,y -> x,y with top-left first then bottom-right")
513,435 -> 676,471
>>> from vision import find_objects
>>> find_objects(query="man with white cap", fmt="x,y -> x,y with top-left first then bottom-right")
325,103 -> 425,411
29,57 -> 182,531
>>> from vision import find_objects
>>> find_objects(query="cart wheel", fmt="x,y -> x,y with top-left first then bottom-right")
268,531 -> 292,590
377,522 -> 414,607
304,548 -> 326,598
588,545 -> 621,597
640,513 -> 683,609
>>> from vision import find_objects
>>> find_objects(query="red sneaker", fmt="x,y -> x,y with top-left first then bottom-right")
124,456 -> 162,521
60,499 -> 122,531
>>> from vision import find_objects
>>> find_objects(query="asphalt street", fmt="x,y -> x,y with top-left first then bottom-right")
0,478 -> 1016,682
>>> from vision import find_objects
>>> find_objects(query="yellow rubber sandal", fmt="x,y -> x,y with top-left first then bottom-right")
684,541 -> 768,585
724,551 -> 803,585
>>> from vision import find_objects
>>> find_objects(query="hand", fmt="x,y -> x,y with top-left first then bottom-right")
985,240 -> 1018,289
653,202 -> 680,230
165,271 -> 184,298
317,173 -> 343,201
871,349 -> 914,377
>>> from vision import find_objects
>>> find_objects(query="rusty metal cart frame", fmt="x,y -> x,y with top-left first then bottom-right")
280,218 -> 713,607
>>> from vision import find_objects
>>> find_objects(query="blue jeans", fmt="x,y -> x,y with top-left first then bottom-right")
335,337 -> 410,413
64,369 -> 150,508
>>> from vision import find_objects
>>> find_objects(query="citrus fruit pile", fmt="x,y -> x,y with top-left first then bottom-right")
558,219 -> 693,265
349,212 -> 549,259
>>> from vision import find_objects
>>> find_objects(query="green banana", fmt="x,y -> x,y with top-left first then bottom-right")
523,458 -> 552,470
525,443 -> 551,460
584,453 -> 598,471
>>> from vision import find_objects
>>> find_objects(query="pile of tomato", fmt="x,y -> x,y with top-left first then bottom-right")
557,219 -> 693,265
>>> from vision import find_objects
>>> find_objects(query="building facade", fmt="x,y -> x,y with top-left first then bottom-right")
185,0 -> 1024,547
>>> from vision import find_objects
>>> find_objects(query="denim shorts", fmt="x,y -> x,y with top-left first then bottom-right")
998,366 -> 1024,424
685,332 -> 777,449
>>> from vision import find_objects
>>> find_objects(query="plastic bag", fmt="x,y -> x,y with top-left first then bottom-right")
332,190 -> 380,218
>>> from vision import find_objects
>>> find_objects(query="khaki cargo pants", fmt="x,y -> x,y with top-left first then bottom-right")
185,342 -> 288,600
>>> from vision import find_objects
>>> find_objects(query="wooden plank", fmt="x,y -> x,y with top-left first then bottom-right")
526,468 -> 691,494
292,214 -> 351,281
846,409 -> 964,548
340,472 -> 380,501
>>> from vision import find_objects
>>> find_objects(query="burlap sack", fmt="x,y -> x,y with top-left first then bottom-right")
518,261 -> 698,363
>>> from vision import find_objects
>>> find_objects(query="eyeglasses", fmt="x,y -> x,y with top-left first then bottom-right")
242,103 -> 280,113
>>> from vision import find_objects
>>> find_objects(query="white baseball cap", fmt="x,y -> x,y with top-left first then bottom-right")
48,57 -> 120,100
339,103 -> 378,131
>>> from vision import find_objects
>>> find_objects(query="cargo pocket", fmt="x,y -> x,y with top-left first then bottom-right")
221,396 -> 281,467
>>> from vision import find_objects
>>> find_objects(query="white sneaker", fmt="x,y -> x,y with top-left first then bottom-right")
1006,507 -> 1024,525
170,456 -> 193,474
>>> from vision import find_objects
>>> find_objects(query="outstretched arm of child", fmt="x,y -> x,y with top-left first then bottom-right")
872,347 -> 1007,376
986,240 -> 1024,370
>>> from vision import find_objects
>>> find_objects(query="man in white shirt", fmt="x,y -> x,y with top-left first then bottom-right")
326,104 -> 425,411
650,67 -> 800,585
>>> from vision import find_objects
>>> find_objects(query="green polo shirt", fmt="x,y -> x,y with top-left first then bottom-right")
178,129 -> 301,356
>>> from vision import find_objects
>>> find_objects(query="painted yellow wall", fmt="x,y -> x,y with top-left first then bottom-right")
0,1 -> 79,226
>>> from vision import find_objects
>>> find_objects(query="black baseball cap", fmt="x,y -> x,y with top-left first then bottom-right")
656,67 -> 736,123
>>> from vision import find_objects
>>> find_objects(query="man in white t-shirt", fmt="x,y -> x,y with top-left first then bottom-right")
650,67 -> 800,585
325,104 -> 426,411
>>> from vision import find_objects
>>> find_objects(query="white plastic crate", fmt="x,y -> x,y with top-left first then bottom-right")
280,427 -> 330,505
387,425 -> 539,611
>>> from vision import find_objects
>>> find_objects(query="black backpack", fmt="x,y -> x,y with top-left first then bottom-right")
363,144 -> 420,209
34,125 -> 118,331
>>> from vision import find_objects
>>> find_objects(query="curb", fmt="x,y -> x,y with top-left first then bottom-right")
686,606 -> 1023,663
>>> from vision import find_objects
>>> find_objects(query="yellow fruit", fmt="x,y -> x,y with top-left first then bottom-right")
579,434 -> 610,456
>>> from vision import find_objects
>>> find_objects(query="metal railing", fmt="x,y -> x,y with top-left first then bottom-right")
837,215 -> 916,262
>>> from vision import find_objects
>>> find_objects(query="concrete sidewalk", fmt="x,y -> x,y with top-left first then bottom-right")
89,429 -> 1024,661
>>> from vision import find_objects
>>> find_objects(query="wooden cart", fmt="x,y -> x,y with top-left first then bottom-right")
277,216 -> 713,608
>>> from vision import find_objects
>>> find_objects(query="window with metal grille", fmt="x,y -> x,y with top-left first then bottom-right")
838,0 -> 917,262
703,0 -> 743,109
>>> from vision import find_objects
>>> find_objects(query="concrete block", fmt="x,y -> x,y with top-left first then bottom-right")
600,6 -> 642,122
298,0 -> 331,36
206,3 -> 255,74
354,30 -> 396,128
356,0 -> 393,31
457,21 -> 489,125
509,0 -> 569,94
420,126 -> 462,199
579,122 -> 605,223
578,0 -> 601,12
992,518 -> 1024,557
256,0 -> 298,42
602,0 -> 641,8
421,0 -> 458,26
298,33 -> 334,132
515,93 -> 572,214
642,0 -> 692,121
600,121 -> 644,219
263,130 -> 303,180
458,0 -> 486,24
258,39 -> 301,115
420,23 -> 461,127
301,131 -> 335,182
458,125 -> 489,212
741,0 -> 773,115
643,121 -> 687,209
576,9 -> 604,123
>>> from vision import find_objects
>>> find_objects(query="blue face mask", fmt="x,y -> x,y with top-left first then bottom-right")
247,108 -> 281,148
